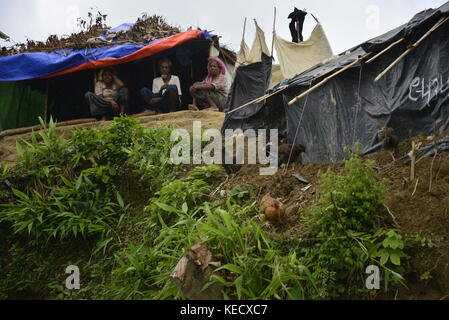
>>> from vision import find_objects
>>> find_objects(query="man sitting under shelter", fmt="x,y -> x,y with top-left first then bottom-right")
140,58 -> 182,113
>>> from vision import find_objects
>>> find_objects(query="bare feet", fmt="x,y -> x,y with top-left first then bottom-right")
150,97 -> 163,105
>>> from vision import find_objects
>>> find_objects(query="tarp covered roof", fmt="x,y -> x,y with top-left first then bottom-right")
0,29 -> 215,82
272,1 -> 449,91
223,1 -> 449,163
362,1 -> 449,53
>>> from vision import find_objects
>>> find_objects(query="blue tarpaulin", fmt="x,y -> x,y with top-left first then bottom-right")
0,30 -> 215,82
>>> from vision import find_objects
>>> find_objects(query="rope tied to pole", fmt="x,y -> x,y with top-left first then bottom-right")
283,82 -> 313,175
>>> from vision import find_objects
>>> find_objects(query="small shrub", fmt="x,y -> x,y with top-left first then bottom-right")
300,143 -> 406,298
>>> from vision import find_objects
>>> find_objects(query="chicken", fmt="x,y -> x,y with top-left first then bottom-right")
266,136 -> 306,165
221,134 -> 248,175
221,147 -> 242,174
259,193 -> 285,224
278,142 -> 306,165
378,125 -> 399,161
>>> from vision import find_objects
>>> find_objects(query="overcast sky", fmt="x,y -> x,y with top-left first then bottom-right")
0,0 -> 447,55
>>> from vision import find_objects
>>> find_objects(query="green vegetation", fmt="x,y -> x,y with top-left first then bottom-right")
299,145 -> 406,298
0,120 -> 411,300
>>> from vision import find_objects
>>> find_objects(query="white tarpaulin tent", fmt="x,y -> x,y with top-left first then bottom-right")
235,21 -> 271,68
234,20 -> 333,87
273,23 -> 333,80
270,64 -> 284,88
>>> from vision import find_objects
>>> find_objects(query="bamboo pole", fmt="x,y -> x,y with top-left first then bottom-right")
429,149 -> 437,192
241,18 -> 247,43
288,52 -> 372,106
374,16 -> 449,82
410,141 -> 416,181
44,80 -> 49,127
0,118 -> 97,139
412,178 -> 419,197
365,38 -> 404,64
226,87 -> 288,115
271,7 -> 277,58
410,141 -> 423,182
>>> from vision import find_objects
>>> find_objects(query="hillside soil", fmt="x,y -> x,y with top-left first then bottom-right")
0,110 -> 448,300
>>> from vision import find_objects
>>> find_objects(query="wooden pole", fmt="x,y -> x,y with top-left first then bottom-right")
374,16 -> 449,82
44,80 -> 49,127
311,13 -> 320,24
0,118 -> 97,139
429,149 -> 437,192
288,52 -> 372,106
365,38 -> 404,64
412,178 -> 419,197
410,141 -> 422,182
410,141 -> 416,182
271,7 -> 277,58
226,87 -> 288,115
241,18 -> 247,43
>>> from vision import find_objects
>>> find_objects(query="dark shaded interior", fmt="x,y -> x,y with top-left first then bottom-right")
33,39 -> 212,122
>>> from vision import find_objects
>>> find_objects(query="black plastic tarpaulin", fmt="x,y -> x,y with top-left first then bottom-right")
222,54 -> 272,133
222,2 -> 449,163
281,11 -> 449,163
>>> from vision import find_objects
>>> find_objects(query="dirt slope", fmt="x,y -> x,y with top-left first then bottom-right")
1,112 -> 448,299
0,110 -> 224,166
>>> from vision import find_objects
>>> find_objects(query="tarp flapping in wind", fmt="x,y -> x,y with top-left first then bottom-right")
273,23 -> 333,80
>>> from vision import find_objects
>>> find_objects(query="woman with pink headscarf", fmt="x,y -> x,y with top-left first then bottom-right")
189,57 -> 229,112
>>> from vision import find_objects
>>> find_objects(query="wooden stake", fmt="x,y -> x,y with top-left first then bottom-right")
375,16 -> 449,82
44,80 -> 49,127
429,151 -> 437,192
410,141 -> 416,181
271,7 -> 277,58
412,178 -> 420,197
383,204 -> 400,229
429,140 -> 438,192
365,38 -> 404,64
288,52 -> 372,106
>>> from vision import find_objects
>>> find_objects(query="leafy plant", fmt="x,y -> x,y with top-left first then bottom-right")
299,143 -> 406,298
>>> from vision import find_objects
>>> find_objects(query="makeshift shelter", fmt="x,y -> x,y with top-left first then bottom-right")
0,16 -> 234,131
223,2 -> 449,163
222,18 -> 334,134
222,21 -> 273,133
